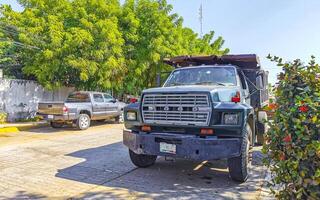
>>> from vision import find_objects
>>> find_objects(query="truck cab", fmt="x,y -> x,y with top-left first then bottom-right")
123,54 -> 269,182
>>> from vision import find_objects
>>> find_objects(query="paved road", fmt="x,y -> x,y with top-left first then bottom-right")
0,123 -> 268,199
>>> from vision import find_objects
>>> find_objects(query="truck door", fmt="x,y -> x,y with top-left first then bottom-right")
103,94 -> 118,116
92,93 -> 107,120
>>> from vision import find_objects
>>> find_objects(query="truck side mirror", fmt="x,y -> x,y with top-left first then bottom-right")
256,75 -> 264,90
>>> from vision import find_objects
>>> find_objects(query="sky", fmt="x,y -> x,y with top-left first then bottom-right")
2,0 -> 320,84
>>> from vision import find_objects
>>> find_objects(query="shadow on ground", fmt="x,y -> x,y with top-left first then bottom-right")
1,143 -> 266,199
0,191 -> 46,200
27,120 -> 121,134
55,142 -> 265,199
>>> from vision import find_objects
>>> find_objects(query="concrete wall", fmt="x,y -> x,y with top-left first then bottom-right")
0,79 -> 74,122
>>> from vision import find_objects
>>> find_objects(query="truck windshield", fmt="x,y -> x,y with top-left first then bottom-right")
66,93 -> 90,103
164,66 -> 237,87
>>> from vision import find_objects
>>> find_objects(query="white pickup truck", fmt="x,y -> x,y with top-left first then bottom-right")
38,91 -> 125,130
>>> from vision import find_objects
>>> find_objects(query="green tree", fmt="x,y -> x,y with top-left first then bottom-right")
1,0 -> 229,94
120,0 -> 229,94
1,0 -> 125,91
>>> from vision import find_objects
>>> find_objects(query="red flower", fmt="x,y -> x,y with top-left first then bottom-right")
283,135 -> 292,143
279,152 -> 286,161
299,105 -> 309,112
269,103 -> 277,110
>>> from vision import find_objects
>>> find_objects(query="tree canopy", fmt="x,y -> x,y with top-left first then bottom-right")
0,0 -> 229,94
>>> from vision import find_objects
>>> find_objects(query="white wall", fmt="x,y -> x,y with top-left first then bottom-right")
0,79 -> 74,122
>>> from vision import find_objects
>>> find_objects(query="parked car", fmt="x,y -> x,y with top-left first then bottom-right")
38,91 -> 125,130
123,54 -> 269,182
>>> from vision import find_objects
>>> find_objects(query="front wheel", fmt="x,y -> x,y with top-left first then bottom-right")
256,122 -> 267,145
76,114 -> 91,130
228,124 -> 252,182
129,149 -> 157,168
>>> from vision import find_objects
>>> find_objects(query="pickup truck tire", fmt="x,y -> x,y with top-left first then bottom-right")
129,149 -> 157,168
228,123 -> 251,182
114,116 -> 120,123
76,114 -> 91,130
50,122 -> 63,128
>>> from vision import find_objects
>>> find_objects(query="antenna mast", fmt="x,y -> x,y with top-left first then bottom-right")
199,3 -> 203,38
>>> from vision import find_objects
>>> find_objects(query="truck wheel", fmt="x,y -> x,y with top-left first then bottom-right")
129,149 -> 157,168
50,122 -> 63,128
76,114 -> 91,130
228,124 -> 252,182
256,122 -> 267,145
115,115 -> 120,123
119,111 -> 124,123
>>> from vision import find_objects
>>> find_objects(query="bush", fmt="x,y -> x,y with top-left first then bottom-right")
0,112 -> 7,124
15,116 -> 42,122
263,55 -> 320,199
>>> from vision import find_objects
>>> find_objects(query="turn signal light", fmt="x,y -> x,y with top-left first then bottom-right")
200,128 -> 214,135
141,125 -> 151,132
130,98 -> 138,103
63,106 -> 68,113
231,91 -> 241,103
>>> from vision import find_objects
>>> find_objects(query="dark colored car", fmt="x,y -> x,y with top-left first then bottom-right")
122,54 -> 269,182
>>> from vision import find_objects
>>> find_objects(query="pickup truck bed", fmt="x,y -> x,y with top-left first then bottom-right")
38,102 -> 65,115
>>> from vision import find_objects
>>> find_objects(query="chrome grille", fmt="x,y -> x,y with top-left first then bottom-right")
142,93 -> 211,126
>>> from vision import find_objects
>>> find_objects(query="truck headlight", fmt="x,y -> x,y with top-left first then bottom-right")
126,111 -> 137,121
223,113 -> 239,125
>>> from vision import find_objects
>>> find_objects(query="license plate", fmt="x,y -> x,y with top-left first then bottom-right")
160,142 -> 176,154
47,115 -> 54,119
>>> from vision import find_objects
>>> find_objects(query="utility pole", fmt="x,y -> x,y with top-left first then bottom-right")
199,3 -> 203,38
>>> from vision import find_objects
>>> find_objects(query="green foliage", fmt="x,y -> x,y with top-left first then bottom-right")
1,0 -> 125,91
15,115 -> 42,122
263,55 -> 320,199
120,0 -> 229,94
0,0 -> 229,94
0,111 -> 7,124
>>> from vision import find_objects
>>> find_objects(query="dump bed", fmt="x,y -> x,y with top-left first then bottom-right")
164,54 -> 269,108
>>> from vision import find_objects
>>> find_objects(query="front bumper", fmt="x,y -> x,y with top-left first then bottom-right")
123,130 -> 242,161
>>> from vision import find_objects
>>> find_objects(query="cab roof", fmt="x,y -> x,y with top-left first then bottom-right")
164,54 -> 261,70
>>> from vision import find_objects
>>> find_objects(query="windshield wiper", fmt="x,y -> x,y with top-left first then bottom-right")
194,81 -> 226,86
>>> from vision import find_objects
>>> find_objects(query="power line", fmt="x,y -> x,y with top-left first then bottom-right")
0,24 -> 45,45
0,27 -> 19,36
0,38 -> 40,50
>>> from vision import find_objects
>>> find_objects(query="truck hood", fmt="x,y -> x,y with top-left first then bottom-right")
142,85 -> 242,102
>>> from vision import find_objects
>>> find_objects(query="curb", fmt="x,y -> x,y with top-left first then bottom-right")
0,127 -> 19,134
0,122 -> 48,134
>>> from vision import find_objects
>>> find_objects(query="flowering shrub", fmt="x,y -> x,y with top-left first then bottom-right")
263,55 -> 320,199
0,111 -> 7,124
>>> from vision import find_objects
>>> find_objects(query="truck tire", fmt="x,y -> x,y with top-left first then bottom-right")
50,122 -> 63,128
129,149 -> 157,168
114,115 -> 120,123
228,123 -> 252,182
76,114 -> 91,130
256,122 -> 266,145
